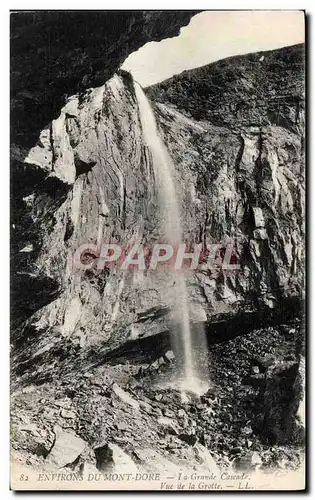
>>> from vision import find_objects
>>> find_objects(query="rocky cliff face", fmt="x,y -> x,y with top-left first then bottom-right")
12,72 -> 161,361
11,40 -> 305,476
12,45 -> 305,380
147,44 -> 304,131
149,47 -> 305,320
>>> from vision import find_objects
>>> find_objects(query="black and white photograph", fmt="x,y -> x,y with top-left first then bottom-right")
9,9 -> 306,491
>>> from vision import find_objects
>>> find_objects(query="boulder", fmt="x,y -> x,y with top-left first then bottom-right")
261,360 -> 301,444
46,426 -> 86,468
179,433 -> 198,446
157,417 -> 179,435
252,354 -> 276,371
94,442 -> 138,473
164,350 -> 176,363
112,383 -> 140,410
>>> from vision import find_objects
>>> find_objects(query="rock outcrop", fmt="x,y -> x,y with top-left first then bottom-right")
10,10 -> 198,148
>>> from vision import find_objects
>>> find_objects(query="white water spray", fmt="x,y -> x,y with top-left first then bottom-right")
134,83 -> 208,394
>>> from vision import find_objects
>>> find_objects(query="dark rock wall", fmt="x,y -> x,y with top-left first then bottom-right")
10,10 -> 198,147
10,9 -> 197,333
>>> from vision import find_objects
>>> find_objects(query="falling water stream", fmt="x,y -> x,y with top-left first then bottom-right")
134,83 -> 208,394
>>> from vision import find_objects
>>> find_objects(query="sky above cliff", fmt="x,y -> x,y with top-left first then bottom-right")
121,10 -> 305,87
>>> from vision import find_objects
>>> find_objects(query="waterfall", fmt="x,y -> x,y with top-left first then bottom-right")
134,82 -> 208,394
